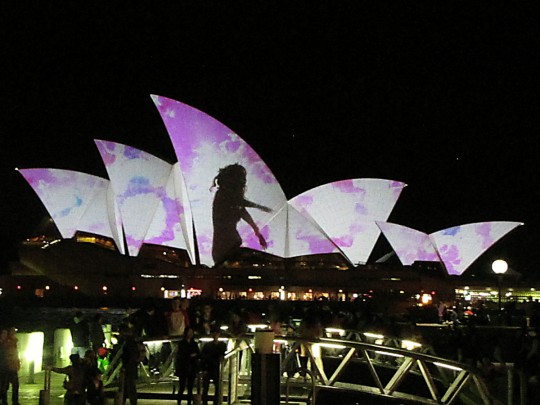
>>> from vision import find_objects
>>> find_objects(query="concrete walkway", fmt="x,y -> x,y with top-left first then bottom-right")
17,371 -> 181,405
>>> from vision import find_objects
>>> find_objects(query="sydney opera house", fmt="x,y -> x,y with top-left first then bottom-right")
12,95 -> 522,302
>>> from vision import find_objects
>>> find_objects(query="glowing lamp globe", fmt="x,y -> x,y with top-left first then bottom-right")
492,259 -> 508,275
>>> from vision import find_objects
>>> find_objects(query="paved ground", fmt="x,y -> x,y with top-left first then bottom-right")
17,371 -> 180,405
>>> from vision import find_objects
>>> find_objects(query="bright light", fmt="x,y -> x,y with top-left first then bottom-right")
421,293 -> 432,305
102,286 -> 107,291
131,286 -> 136,291
74,285 -> 79,290
401,340 -> 422,350
492,259 -> 508,275
364,332 -> 385,340
23,332 -> 45,373
375,351 -> 403,358
433,362 -> 463,371
325,328 -> 346,336
317,343 -> 347,349
220,325 -> 229,331
247,324 -> 269,332
45,285 -> 50,290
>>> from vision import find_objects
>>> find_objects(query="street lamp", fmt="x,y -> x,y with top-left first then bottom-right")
492,259 -> 508,312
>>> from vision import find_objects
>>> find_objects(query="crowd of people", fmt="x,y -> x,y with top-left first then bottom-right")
5,295 -> 540,404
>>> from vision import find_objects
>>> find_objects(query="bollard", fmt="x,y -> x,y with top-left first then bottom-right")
38,368 -> 51,405
252,353 -> 281,405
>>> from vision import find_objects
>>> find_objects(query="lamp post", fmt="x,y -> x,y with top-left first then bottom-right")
492,259 -> 508,312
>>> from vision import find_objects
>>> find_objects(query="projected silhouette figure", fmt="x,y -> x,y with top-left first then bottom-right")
211,164 -> 272,266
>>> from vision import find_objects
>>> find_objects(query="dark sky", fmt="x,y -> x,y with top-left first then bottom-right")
2,2 -> 539,275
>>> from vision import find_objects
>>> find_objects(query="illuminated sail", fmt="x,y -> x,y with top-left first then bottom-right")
95,140 -> 192,259
18,168 -> 125,253
290,179 -> 406,265
430,221 -> 523,275
376,221 -> 439,265
151,95 -> 287,266
377,221 -> 523,275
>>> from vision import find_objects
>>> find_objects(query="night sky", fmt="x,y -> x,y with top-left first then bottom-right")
2,3 -> 539,276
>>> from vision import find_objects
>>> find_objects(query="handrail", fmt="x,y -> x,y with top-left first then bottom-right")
102,333 -> 501,404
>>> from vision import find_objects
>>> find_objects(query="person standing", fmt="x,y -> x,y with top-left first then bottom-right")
166,298 -> 186,337
200,329 -> 227,405
70,311 -> 91,357
0,329 -> 8,405
179,299 -> 191,331
120,325 -> 141,405
49,353 -> 87,405
89,314 -> 106,352
2,327 -> 20,405
175,327 -> 199,405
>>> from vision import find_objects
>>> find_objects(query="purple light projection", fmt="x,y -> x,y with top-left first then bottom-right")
95,140 -> 193,260
375,221 -> 439,265
289,179 -> 406,265
18,168 -> 125,253
377,221 -> 523,275
151,95 -> 287,266
430,221 -> 523,275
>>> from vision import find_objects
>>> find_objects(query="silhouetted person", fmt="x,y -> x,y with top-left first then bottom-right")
49,353 -> 86,405
210,164 -> 272,265
70,311 -> 91,357
194,304 -> 216,337
0,329 -> 9,405
83,349 -> 105,405
175,327 -> 200,405
1,327 -> 20,405
119,325 -> 141,405
200,330 -> 227,405
89,313 -> 106,352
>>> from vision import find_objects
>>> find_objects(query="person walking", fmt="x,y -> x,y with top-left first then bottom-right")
175,327 -> 199,405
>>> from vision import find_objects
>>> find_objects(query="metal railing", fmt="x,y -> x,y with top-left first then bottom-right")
101,333 -> 504,405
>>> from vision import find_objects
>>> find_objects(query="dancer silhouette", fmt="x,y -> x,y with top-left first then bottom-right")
211,164 -> 272,265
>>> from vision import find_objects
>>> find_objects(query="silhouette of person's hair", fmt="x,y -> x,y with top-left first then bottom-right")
211,164 -> 272,266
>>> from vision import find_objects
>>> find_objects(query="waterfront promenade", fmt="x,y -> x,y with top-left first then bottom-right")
19,371 -> 180,405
